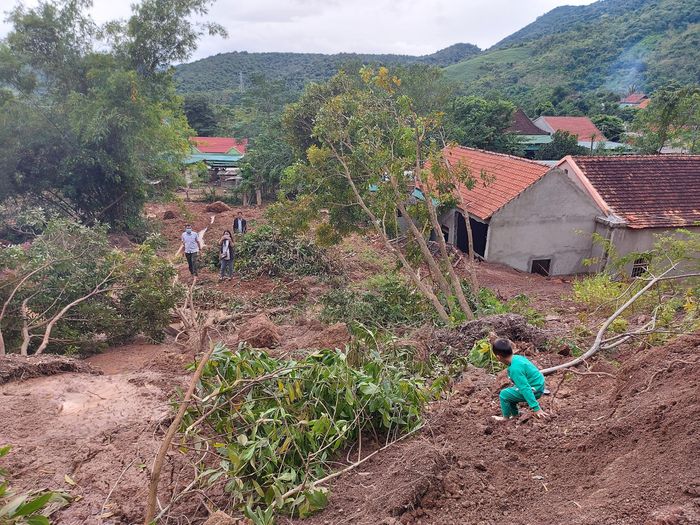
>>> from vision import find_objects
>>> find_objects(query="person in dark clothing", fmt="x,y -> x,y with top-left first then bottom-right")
233,212 -> 247,234
219,230 -> 234,280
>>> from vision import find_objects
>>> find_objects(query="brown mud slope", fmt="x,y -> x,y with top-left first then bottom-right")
0,344 -> 197,524
299,333 -> 700,525
0,354 -> 97,384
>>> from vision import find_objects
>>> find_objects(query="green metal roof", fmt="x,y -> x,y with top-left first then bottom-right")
184,153 -> 243,168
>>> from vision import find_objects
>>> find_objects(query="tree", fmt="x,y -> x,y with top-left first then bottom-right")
447,96 -> 521,154
592,114 -> 626,142
0,219 -> 182,356
630,83 -> 700,153
184,95 -> 218,136
275,68 -> 479,324
0,0 -> 222,230
535,130 -> 588,160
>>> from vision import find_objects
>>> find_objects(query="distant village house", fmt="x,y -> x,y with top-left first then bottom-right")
185,137 -> 248,184
437,147 -> 700,276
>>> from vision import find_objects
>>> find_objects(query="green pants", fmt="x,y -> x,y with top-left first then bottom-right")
499,387 -> 543,417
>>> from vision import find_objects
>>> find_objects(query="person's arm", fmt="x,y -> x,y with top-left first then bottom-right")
510,367 -> 541,411
196,233 -> 203,250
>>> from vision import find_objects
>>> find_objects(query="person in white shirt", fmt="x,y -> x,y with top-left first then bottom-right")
219,230 -> 234,281
181,224 -> 202,276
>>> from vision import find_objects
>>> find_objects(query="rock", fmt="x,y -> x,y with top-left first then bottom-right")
474,461 -> 487,472
205,201 -> 231,213
203,511 -> 239,525
545,314 -> 560,322
239,314 -> 280,348
162,210 -> 177,220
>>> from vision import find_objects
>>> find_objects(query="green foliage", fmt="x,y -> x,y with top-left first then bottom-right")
572,273 -> 627,311
591,114 -> 626,142
182,343 -> 441,519
173,45 -> 481,102
234,225 -> 334,278
0,219 -> 182,354
184,95 -> 218,136
444,0 -> 700,106
0,0 -> 220,230
0,446 -> 69,524
535,130 -> 589,160
447,96 -> 521,154
630,82 -> 700,153
475,289 -> 545,327
320,273 -> 434,329
468,338 -> 504,374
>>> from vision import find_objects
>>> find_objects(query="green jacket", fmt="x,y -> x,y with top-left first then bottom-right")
508,355 -> 545,410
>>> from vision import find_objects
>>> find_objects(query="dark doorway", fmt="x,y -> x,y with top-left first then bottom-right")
455,211 -> 488,258
531,259 -> 551,276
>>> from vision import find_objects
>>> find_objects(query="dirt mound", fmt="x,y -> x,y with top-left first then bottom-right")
205,201 -> 231,213
0,354 -> 98,384
431,313 -> 549,359
297,334 -> 700,525
238,314 -> 280,348
163,209 -> 177,220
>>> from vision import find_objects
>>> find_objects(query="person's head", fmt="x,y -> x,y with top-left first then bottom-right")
237,211 -> 242,217
185,224 -> 192,234
491,338 -> 514,364
223,230 -> 232,239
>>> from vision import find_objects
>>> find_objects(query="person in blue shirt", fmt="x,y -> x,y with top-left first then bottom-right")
181,224 -> 202,276
490,336 -> 549,422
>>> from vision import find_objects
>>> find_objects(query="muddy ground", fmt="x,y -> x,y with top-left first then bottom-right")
1,198 -> 697,525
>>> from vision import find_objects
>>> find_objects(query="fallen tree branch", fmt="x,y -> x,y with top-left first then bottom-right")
541,265 -> 679,376
144,310 -> 214,524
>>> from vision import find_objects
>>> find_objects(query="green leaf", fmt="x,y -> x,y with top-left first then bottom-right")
0,495 -> 27,517
26,516 -> 50,525
16,492 -> 53,516
359,382 -> 379,395
237,434 -> 248,446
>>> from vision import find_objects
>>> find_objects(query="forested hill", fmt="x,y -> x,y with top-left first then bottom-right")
445,0 -> 700,99
174,43 -> 480,99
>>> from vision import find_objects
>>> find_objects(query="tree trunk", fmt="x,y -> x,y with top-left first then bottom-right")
20,299 -> 31,356
335,157 -> 451,323
455,191 -> 480,294
255,188 -> 263,206
417,177 -> 475,320
242,192 -> 249,207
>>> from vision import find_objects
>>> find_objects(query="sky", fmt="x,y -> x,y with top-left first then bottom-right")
1,0 -> 596,61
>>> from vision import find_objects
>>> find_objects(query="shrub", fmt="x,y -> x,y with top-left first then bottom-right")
235,226 -> 334,278
320,273 -> 433,329
572,273 -> 627,310
468,338 -> 504,373
182,343 -> 442,520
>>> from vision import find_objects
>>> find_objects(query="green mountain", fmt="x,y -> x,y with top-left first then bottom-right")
175,43 -> 481,100
445,0 -> 700,99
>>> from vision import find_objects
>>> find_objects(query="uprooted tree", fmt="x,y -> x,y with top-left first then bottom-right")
0,219 -> 182,356
270,67 -> 492,325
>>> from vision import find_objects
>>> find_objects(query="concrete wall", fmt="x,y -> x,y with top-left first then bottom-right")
486,168 -> 602,275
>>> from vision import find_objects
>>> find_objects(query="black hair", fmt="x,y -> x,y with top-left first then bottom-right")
491,338 -> 513,357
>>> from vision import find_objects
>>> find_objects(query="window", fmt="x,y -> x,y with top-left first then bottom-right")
631,257 -> 650,278
531,259 -> 551,276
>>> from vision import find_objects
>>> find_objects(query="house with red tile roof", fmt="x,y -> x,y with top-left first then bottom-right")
437,148 -> 700,276
185,137 -> 248,169
438,146 -> 602,275
533,115 -> 610,149
620,92 -> 650,109
557,155 -> 700,273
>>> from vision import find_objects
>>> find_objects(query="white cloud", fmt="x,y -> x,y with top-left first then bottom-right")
1,0 -> 596,60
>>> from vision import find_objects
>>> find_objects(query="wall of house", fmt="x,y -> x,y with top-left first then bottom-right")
485,169 -> 602,275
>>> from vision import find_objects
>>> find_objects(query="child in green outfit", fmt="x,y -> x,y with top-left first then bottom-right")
490,336 -> 549,421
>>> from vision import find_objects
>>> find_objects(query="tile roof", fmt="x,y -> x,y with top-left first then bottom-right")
444,146 -> 550,221
190,137 -> 248,155
536,116 -> 607,142
507,109 -> 549,136
620,92 -> 648,104
569,155 -> 700,229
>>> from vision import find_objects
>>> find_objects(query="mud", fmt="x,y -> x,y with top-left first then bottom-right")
0,354 -> 97,385
297,333 -> 700,525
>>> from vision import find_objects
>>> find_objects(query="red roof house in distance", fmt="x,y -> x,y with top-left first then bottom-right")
620,92 -> 650,109
190,137 -> 248,155
533,115 -> 607,143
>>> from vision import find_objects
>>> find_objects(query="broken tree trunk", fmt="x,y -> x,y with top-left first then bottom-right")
541,266 -> 678,376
